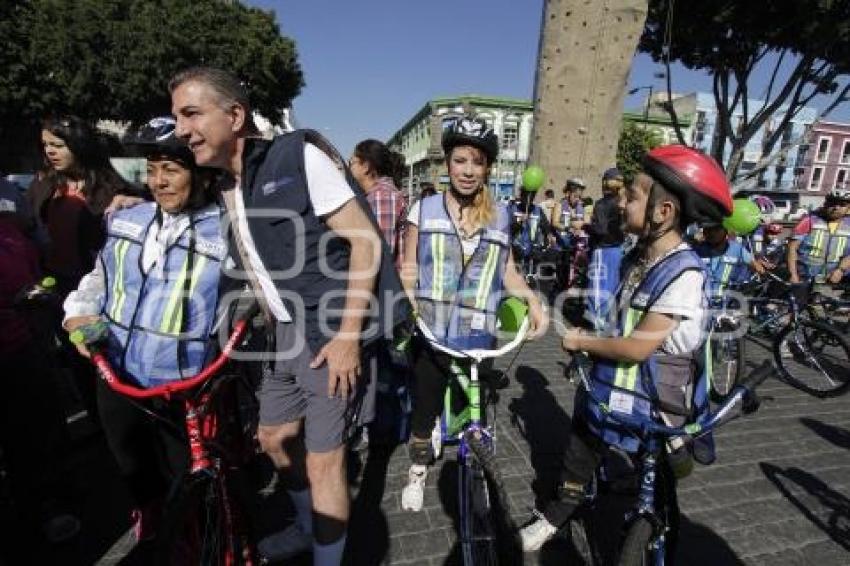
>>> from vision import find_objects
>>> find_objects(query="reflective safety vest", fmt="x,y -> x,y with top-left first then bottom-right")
585,248 -> 707,453
514,203 -> 544,257
101,203 -> 225,387
559,198 -> 585,229
798,215 -> 850,282
695,239 -> 747,297
416,194 -> 511,350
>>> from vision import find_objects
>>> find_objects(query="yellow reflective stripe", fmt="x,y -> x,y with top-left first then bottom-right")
109,240 -> 130,320
166,256 -> 209,336
160,257 -> 190,334
719,263 -> 733,292
810,228 -> 826,259
475,244 -> 500,310
431,233 -> 445,301
614,307 -> 640,389
829,236 -> 847,263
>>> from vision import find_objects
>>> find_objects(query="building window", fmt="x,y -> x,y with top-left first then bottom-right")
837,168 -> 848,187
841,140 -> 850,165
501,124 -> 518,150
809,166 -> 824,190
816,136 -> 831,162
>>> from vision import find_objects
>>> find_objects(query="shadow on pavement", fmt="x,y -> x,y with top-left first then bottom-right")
675,515 -> 745,565
800,418 -> 850,451
507,364 -> 573,509
761,462 -> 850,552
344,443 -> 393,566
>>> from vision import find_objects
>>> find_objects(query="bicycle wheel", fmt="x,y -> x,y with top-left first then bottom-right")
458,450 -> 498,566
710,333 -> 745,400
156,472 -> 254,565
773,319 -> 850,397
617,517 -> 654,566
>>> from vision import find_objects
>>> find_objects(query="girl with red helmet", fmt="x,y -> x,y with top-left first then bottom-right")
520,145 -> 733,552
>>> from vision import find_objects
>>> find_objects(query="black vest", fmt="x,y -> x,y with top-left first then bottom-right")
231,130 -> 410,354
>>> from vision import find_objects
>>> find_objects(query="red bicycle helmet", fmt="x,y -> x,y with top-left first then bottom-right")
641,145 -> 733,224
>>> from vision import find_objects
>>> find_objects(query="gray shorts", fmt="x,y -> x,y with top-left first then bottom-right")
257,322 -> 369,453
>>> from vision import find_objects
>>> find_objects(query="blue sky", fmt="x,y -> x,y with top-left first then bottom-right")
248,1 -> 848,156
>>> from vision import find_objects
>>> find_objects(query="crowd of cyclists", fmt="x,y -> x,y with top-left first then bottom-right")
1,64 -> 849,566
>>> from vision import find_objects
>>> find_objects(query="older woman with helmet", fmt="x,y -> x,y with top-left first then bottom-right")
521,145 -> 733,552
398,116 -> 548,512
62,117 -> 221,544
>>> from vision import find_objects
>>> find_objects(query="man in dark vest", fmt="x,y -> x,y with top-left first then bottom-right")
171,67 -> 408,564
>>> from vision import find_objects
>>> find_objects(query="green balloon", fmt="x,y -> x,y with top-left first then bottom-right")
722,198 -> 762,235
522,166 -> 545,191
497,297 -> 528,334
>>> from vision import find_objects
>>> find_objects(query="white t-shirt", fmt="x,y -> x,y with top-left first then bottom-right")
229,142 -> 355,322
407,199 -> 481,260
618,244 -> 707,355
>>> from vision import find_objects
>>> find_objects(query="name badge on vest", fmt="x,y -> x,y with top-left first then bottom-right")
422,218 -> 453,232
471,312 -> 486,331
195,238 -> 226,260
609,390 -> 634,415
111,219 -> 144,240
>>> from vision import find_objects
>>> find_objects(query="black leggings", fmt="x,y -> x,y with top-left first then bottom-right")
96,379 -> 189,506
409,337 -> 455,442
409,337 -> 496,446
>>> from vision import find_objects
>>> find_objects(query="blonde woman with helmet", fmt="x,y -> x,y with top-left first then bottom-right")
399,116 -> 549,512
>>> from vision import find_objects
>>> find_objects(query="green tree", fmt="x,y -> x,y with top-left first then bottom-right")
0,0 -> 303,170
640,0 -> 850,184
617,121 -> 662,183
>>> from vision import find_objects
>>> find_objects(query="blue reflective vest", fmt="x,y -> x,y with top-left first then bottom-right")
559,198 -> 585,229
416,195 -> 511,350
797,215 -> 850,282
101,203 -> 225,387
585,248 -> 707,453
513,203 -> 545,257
694,239 -> 747,297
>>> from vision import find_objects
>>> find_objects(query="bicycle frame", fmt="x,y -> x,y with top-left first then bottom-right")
416,317 -> 530,454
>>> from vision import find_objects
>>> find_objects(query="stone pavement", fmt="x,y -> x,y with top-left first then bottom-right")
344,328 -> 850,565
5,325 -> 847,565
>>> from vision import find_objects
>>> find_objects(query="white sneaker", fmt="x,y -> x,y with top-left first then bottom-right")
519,511 -> 558,552
257,523 -> 312,561
401,464 -> 428,512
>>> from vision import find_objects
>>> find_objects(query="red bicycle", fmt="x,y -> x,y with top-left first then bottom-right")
81,303 -> 260,565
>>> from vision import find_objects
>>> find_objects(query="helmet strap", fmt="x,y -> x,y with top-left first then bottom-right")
448,182 -> 479,222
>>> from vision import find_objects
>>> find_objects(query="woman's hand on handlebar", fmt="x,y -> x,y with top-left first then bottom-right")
63,315 -> 102,358
527,299 -> 549,340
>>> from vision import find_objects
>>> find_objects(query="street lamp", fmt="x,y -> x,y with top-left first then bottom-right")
628,85 -> 654,127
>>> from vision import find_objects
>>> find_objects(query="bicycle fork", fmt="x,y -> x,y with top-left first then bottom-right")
627,446 -> 668,565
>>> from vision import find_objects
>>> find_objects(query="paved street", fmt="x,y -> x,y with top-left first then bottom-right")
345,327 -> 850,565
2,327 -> 848,565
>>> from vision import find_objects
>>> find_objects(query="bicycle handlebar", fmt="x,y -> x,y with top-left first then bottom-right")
415,315 -> 531,363
89,303 -> 259,400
